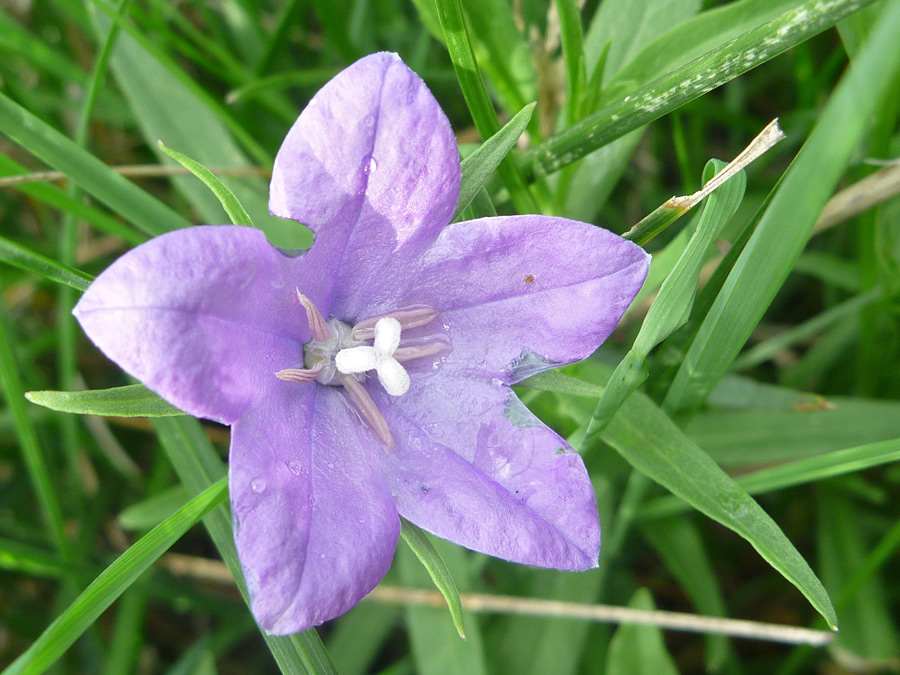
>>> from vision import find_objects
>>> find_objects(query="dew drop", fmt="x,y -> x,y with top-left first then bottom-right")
364,114 -> 375,126
308,496 -> 317,507
320,553 -> 326,559
251,478 -> 266,493
368,157 -> 377,173
287,460 -> 304,476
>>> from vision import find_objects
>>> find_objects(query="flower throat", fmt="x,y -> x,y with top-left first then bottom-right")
275,290 -> 450,448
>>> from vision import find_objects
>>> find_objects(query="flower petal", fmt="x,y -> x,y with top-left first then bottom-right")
269,52 -> 460,316
73,226 -> 311,424
231,383 -> 400,634
401,216 -> 650,382
380,374 -> 600,569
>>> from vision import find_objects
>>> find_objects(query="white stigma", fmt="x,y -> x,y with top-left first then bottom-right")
335,317 -> 410,396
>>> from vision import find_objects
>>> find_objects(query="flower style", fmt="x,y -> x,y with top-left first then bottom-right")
74,53 -> 649,635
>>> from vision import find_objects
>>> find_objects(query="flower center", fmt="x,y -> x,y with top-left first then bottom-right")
275,290 -> 450,448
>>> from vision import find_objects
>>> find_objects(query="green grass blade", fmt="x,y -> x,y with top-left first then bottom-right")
526,370 -> 837,629
434,0 -> 537,214
0,92 -> 190,236
26,384 -> 184,417
556,0 -> 587,126
458,0 -> 534,120
157,142 -> 255,227
584,160 -> 744,437
640,438 -> 900,520
454,102 -> 535,221
399,519 -> 466,639
397,538 -> 488,675
0,293 -> 72,561
605,0 -> 798,100
732,288 -> 880,371
2,478 -> 227,675
0,236 -> 93,291
818,492 -> 900,659
118,486 -> 191,530
525,0 -> 878,179
0,156 -> 144,245
664,1 -> 900,413
605,589 -> 679,675
603,385 -> 837,629
562,0 -> 700,221
640,517 -> 730,671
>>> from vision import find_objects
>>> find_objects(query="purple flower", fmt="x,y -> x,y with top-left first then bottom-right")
74,53 -> 649,634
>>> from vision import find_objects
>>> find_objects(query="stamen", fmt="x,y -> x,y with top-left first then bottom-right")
393,339 -> 451,363
338,373 -> 394,448
336,318 -> 410,396
296,289 -> 331,342
275,364 -> 324,383
351,306 -> 438,341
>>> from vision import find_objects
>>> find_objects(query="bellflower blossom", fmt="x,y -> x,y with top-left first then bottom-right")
74,53 -> 649,634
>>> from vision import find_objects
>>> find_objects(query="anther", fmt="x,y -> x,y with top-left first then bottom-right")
393,338 -> 451,363
297,289 -> 331,342
275,363 -> 324,383
351,306 -> 438,341
338,373 -> 394,448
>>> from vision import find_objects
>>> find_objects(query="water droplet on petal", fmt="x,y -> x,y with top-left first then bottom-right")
368,157 -> 377,173
364,114 -> 375,126
320,553 -> 326,559
308,496 -> 317,507
251,478 -> 266,493
287,460 -> 304,476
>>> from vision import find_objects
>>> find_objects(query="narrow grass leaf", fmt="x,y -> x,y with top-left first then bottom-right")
525,370 -> 838,628
640,518 -> 730,671
0,92 -> 190,236
400,519 -> 466,639
459,0 -> 534,119
0,297 -> 71,561
0,237 -> 93,291
605,589 -> 679,675
118,486 -> 191,530
688,395 -> 900,466
397,538 -> 488,675
555,0 -> 587,126
89,5 -> 311,250
563,0 -> 700,221
605,0 -> 799,101
0,156 -> 145,245
435,0 -> 537,214
585,160 -> 743,436
640,439 -> 900,520
664,2 -> 900,413
732,288 -> 880,370
818,492 -> 900,659
26,385 -> 185,417
2,478 -> 227,675
157,142 -> 255,227
603,385 -> 837,628
526,0 -> 879,179
454,102 -> 535,220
